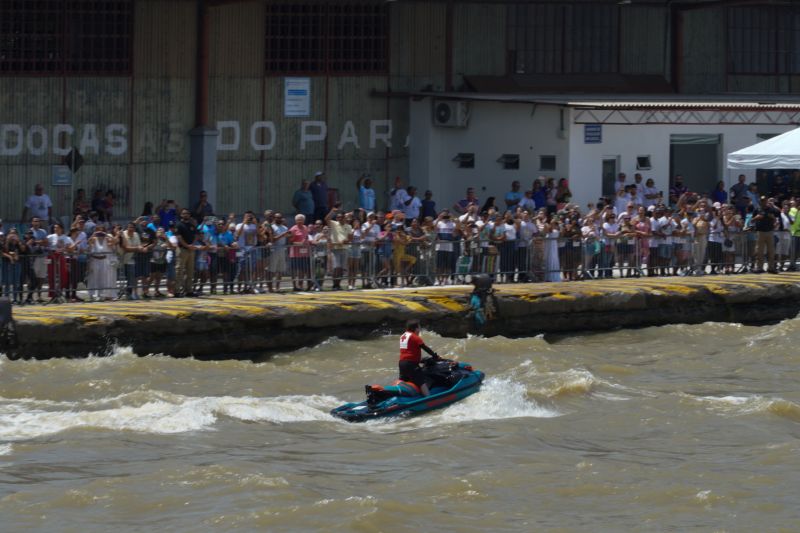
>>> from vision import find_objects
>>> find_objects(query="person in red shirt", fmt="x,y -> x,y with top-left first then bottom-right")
399,320 -> 440,396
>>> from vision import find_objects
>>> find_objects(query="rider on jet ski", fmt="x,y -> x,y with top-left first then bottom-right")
399,320 -> 441,396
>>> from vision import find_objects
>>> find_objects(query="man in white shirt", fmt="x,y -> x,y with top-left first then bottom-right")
458,204 -> 479,225
614,173 -> 627,193
268,213 -> 290,292
22,184 -> 53,223
403,186 -> 422,221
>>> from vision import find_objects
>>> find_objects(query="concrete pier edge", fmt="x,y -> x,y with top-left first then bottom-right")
6,273 -> 800,359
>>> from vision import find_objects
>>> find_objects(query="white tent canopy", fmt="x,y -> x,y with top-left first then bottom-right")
727,127 -> 800,169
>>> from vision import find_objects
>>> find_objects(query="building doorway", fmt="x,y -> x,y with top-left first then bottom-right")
602,156 -> 619,199
669,134 -> 721,196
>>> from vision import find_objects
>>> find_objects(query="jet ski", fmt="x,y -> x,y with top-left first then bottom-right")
330,358 -> 485,422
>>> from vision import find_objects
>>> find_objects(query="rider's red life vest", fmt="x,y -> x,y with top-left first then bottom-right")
399,331 -> 424,364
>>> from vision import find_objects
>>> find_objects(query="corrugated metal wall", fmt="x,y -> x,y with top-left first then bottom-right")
453,3 -> 506,86
620,4 -> 666,75
681,8 -> 725,94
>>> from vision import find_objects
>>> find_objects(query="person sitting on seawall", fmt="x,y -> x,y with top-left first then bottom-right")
399,319 -> 441,397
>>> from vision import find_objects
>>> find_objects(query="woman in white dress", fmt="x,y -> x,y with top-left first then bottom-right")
87,224 -> 117,301
543,214 -> 561,282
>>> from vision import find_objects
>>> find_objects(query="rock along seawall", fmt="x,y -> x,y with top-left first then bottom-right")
8,273 -> 800,359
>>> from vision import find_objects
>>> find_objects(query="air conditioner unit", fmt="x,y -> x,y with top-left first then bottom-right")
433,100 -> 469,128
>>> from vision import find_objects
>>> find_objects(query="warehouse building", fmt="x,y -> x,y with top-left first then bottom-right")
1,0 -> 800,219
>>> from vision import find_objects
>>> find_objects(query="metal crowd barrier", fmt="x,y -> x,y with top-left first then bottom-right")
1,232 -> 797,304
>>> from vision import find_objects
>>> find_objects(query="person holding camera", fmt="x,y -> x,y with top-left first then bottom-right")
752,198 -> 781,274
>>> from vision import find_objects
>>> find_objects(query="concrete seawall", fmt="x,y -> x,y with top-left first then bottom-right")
8,273 -> 800,359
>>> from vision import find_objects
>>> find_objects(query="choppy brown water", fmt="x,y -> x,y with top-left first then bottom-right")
2,320 -> 800,531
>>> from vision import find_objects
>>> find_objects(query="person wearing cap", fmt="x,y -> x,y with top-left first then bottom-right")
309,171 -> 328,222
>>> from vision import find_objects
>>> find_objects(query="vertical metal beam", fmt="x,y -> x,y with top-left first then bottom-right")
195,0 -> 210,128
189,0 -> 218,211
445,0 -> 454,91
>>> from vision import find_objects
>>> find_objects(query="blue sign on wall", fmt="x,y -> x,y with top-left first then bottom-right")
584,124 -> 602,144
52,165 -> 72,187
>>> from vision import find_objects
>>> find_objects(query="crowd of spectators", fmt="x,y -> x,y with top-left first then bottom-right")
2,171 -> 799,305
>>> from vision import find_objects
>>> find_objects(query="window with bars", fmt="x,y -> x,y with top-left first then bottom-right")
265,2 -> 388,75
508,3 -> 619,75
0,0 -> 132,75
727,6 -> 800,75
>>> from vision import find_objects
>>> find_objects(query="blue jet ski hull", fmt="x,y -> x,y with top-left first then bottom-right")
330,361 -> 485,423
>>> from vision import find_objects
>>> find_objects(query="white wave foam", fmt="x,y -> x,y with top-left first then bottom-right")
428,376 -> 561,424
0,392 -> 342,441
0,444 -> 11,456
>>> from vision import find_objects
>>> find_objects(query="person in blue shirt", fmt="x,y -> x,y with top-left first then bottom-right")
157,199 -> 178,230
504,181 -> 523,209
710,181 -> 728,204
531,180 -> 546,210
421,190 -> 437,219
357,174 -> 376,212
208,219 -> 235,294
292,179 -> 314,221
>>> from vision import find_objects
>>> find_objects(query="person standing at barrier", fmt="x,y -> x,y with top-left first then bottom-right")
269,213 -> 290,293
120,222 -> 143,300
174,208 -> 197,297
776,201 -> 792,271
66,223 -> 87,302
325,205 -> 352,290
752,199 -> 780,274
87,224 -> 117,301
633,206 -> 651,275
434,210 -> 456,285
691,206 -> 710,275
2,229 -> 24,303
721,205 -> 742,274
789,199 -> 800,271
288,214 -> 311,292
46,223 -> 74,300
234,211 -> 258,294
516,211 -> 537,282
149,227 -> 170,297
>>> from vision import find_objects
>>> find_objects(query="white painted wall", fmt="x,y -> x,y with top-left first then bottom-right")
409,99 -> 569,211
567,111 -> 793,208
410,98 -> 794,213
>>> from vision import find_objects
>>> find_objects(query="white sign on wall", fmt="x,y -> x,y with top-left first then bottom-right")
284,77 -> 311,117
